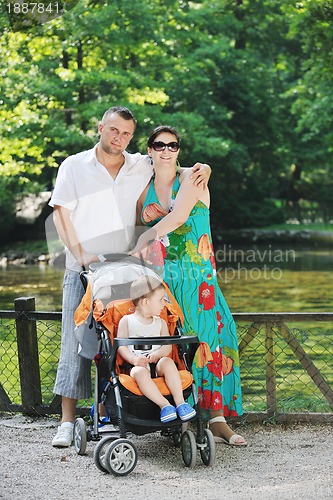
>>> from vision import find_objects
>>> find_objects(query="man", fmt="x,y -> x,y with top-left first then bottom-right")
50,106 -> 211,447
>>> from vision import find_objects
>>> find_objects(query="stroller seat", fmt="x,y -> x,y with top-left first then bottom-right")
98,298 -> 194,397
118,371 -> 193,397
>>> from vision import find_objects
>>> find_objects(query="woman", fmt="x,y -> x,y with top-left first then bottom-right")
131,125 -> 246,445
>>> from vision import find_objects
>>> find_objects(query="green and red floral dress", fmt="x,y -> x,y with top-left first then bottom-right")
141,174 -> 243,417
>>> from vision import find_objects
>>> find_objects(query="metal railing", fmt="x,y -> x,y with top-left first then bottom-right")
1,298 -> 332,423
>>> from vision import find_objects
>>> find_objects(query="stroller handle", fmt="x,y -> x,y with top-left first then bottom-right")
88,253 -> 156,272
113,335 -> 199,348
79,253 -> 157,287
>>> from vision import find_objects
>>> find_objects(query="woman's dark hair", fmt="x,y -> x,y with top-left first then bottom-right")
147,125 -> 181,148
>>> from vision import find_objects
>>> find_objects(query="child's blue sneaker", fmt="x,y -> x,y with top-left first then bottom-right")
176,403 -> 196,421
90,404 -> 110,427
160,405 -> 177,423
98,416 -> 110,428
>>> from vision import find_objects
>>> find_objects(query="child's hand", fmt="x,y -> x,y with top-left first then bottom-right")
147,352 -> 160,363
134,356 -> 149,367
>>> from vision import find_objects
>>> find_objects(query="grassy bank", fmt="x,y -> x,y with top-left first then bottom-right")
0,239 -> 49,258
260,222 -> 333,232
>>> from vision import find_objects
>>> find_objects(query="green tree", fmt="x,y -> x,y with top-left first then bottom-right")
1,0 -> 332,235
276,0 -> 333,217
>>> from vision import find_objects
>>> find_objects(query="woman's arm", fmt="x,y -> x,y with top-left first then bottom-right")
130,171 -> 209,253
135,164 -> 210,226
154,172 -> 205,234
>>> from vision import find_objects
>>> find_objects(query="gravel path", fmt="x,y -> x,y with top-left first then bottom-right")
0,415 -> 332,500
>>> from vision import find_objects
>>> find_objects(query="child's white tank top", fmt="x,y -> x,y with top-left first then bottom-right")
127,315 -> 162,356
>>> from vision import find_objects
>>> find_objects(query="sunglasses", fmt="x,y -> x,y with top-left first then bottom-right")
152,141 -> 180,152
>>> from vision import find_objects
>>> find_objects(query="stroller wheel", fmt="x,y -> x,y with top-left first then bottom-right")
172,422 -> 188,447
181,430 -> 197,468
93,436 -> 117,473
73,418 -> 87,455
199,429 -> 216,466
172,429 -> 182,448
104,438 -> 138,477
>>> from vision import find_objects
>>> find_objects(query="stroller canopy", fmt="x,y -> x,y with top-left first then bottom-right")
74,259 -> 184,359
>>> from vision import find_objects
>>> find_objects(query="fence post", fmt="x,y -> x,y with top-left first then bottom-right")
15,297 -> 42,414
265,322 -> 277,416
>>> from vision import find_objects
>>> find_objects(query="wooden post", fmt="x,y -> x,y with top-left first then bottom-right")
280,323 -> 333,409
238,322 -> 261,356
0,383 -> 11,408
15,297 -> 42,414
265,322 -> 276,415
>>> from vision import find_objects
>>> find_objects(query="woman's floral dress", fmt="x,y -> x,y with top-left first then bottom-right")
141,174 -> 243,417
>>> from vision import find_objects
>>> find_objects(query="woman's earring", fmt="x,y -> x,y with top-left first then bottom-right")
149,156 -> 153,165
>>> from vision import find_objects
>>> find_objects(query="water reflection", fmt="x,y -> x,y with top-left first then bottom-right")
215,245 -> 333,312
0,246 -> 332,312
0,263 -> 63,311
292,249 -> 333,271
215,244 -> 333,271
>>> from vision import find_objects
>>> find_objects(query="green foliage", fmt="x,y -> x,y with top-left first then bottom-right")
1,0 -> 332,233
0,178 -> 17,234
211,174 -> 285,230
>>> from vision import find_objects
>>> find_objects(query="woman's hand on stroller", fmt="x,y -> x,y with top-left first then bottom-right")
128,228 -> 157,259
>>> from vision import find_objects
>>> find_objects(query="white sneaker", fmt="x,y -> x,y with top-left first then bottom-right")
52,424 -> 73,447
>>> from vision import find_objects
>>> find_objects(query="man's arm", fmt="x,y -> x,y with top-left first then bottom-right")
189,163 -> 211,188
53,205 -> 98,267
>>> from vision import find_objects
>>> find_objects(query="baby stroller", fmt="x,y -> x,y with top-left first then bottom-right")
72,255 -> 216,476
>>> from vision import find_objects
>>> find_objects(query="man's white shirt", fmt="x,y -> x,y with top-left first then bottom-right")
49,145 -> 152,270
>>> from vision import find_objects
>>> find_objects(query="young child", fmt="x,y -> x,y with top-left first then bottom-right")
117,275 -> 196,423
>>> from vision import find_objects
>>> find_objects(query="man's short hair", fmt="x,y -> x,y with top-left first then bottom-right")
102,106 -> 137,127
130,275 -> 165,306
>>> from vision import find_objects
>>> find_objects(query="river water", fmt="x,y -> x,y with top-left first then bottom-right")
0,245 -> 332,312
